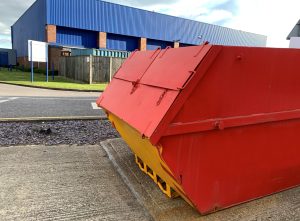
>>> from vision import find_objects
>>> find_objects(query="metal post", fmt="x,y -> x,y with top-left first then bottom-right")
46,43 -> 49,82
89,55 -> 93,85
109,57 -> 113,82
52,62 -> 55,80
30,41 -> 34,82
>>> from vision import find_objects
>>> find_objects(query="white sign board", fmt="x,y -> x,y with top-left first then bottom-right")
289,37 -> 300,49
28,40 -> 48,62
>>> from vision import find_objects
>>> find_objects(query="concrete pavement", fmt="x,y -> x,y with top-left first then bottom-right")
101,138 -> 300,221
0,145 -> 152,221
1,139 -> 299,220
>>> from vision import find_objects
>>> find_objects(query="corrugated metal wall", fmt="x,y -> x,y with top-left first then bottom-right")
107,34 -> 139,51
13,0 -> 267,57
0,49 -> 17,65
0,52 -> 8,66
147,39 -> 173,50
12,0 -> 47,57
47,0 -> 267,47
56,26 -> 98,48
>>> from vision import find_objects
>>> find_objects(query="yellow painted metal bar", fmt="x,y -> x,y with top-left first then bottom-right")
135,154 -> 175,198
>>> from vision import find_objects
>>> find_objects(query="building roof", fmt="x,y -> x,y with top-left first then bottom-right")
287,20 -> 300,40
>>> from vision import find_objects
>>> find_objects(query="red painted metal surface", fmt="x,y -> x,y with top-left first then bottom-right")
98,44 -> 300,214
114,49 -> 160,82
139,45 -> 211,90
98,45 -> 212,137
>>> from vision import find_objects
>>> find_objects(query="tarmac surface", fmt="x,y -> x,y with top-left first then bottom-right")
0,84 -> 105,120
0,96 -> 105,120
0,83 -> 100,97
101,138 -> 300,221
0,144 -> 152,221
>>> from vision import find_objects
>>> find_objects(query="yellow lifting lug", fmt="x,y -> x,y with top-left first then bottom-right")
135,155 -> 179,198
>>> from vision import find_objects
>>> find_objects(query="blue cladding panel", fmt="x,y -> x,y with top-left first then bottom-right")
147,39 -> 173,50
107,34 -> 139,51
14,0 -> 267,56
0,49 -> 17,65
56,26 -> 98,48
0,52 -> 9,66
12,0 -> 47,57
47,0 -> 267,47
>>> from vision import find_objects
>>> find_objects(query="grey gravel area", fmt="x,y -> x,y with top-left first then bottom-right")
0,120 -> 119,146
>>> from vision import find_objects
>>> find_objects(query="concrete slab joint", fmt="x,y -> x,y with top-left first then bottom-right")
0,144 -> 151,221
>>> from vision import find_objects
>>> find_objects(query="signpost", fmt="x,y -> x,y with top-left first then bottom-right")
28,40 -> 49,82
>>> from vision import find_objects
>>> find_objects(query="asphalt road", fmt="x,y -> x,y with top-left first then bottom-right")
0,96 -> 105,120
0,84 -> 105,120
0,83 -> 100,97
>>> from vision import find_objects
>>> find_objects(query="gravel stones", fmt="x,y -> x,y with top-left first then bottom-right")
0,120 -> 119,146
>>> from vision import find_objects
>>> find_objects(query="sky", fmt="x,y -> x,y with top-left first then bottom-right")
0,0 -> 299,49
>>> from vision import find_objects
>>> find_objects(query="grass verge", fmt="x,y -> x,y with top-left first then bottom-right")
0,69 -> 107,91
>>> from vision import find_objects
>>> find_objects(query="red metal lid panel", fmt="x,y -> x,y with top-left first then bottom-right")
140,45 -> 212,90
98,78 -> 179,137
114,48 -> 161,82
97,44 -> 212,138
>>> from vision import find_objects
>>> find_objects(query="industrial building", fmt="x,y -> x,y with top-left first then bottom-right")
0,49 -> 17,67
287,20 -> 300,39
287,20 -> 300,48
12,0 -> 267,69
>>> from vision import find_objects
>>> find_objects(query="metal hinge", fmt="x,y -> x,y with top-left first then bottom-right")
130,79 -> 140,94
156,89 -> 168,106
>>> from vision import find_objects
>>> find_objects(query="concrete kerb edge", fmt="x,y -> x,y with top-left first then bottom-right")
0,81 -> 104,93
0,116 -> 108,123
100,139 -> 155,221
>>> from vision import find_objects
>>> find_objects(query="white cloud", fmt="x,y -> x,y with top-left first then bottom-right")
194,9 -> 234,24
0,35 -> 12,49
138,0 -> 235,19
0,0 -> 35,48
212,0 -> 300,47
127,0 -> 299,48
0,22 -> 11,35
